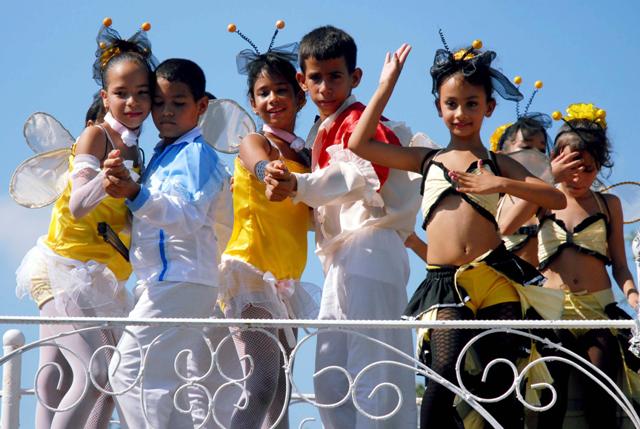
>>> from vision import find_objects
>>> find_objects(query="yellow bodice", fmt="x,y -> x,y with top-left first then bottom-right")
223,156 -> 310,280
43,149 -> 134,280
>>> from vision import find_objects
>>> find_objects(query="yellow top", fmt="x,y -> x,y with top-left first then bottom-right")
223,156 -> 310,280
43,147 -> 134,281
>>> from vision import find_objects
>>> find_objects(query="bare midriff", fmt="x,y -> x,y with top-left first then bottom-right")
426,194 -> 502,266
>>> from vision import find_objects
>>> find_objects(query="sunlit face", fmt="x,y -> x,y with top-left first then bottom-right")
251,72 -> 302,132
297,56 -> 361,120
101,60 -> 151,129
557,143 -> 598,197
504,130 -> 547,154
152,78 -> 208,142
436,73 -> 495,140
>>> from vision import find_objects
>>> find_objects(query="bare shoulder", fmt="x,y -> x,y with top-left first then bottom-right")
75,125 -> 108,159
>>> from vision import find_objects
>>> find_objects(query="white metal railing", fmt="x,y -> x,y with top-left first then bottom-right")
1,317 -> 639,429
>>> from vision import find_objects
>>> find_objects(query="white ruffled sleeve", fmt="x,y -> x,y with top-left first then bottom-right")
292,145 -> 383,208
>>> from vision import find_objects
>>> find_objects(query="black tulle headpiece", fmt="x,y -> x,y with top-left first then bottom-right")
430,30 -> 523,102
228,20 -> 298,75
92,17 -> 158,86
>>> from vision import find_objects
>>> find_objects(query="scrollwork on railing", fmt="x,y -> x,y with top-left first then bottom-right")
0,317 -> 639,429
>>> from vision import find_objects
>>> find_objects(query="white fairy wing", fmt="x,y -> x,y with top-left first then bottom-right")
198,99 -> 256,154
24,112 -> 75,154
600,181 -> 640,224
507,149 -> 553,183
9,148 -> 71,208
410,131 -> 441,149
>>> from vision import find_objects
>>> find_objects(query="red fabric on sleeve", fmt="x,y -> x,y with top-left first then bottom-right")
316,102 -> 401,189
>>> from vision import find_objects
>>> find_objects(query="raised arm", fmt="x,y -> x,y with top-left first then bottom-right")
347,44 -> 430,173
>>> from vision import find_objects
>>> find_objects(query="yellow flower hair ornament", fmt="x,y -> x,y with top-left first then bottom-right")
490,123 -> 513,152
92,17 -> 158,86
552,103 -> 607,129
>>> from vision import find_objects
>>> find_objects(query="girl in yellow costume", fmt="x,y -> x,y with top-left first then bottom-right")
347,36 -> 566,429
220,21 -> 317,429
14,18 -> 156,429
535,103 -> 640,428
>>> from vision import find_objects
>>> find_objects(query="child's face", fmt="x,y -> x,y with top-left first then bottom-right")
436,73 -> 495,140
101,61 -> 151,129
297,56 -> 361,120
251,71 -> 302,132
152,78 -> 208,142
504,130 -> 547,154
556,143 -> 598,196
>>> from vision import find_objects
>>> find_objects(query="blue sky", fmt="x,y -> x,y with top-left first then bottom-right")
1,0 -> 640,427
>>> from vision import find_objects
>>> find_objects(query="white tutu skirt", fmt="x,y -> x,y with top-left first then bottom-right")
16,237 -> 132,317
218,256 -> 320,321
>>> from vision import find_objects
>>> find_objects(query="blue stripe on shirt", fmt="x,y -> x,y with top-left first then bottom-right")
158,229 -> 168,281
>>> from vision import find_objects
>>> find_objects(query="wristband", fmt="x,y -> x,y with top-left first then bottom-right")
254,160 -> 268,182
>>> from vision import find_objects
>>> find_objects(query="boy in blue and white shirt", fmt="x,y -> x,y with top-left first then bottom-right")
103,58 -> 230,428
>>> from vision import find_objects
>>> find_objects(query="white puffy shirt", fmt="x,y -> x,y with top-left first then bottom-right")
291,96 -> 422,273
126,127 -> 231,287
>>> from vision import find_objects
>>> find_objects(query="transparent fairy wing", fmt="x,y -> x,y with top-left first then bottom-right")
23,112 -> 75,154
600,181 -> 640,224
410,131 -> 441,149
507,149 -> 553,183
198,99 -> 256,154
9,148 -> 71,208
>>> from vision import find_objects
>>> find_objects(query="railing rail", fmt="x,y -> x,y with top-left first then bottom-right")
1,317 -> 639,429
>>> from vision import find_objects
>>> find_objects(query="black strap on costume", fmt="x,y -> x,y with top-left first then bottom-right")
419,149 -> 441,196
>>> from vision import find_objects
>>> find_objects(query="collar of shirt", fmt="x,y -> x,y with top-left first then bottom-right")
152,126 -> 203,154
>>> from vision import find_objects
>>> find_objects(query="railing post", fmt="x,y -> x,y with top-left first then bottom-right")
2,329 -> 25,429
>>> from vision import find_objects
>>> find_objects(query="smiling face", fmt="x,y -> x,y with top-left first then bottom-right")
297,56 -> 361,120
436,73 -> 495,141
101,60 -> 151,129
250,71 -> 302,133
151,78 -> 208,143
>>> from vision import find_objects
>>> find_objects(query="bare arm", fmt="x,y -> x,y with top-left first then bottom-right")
606,195 -> 638,308
450,155 -> 566,210
347,44 -> 431,173
238,133 -> 273,177
497,196 -> 539,236
405,232 -> 428,263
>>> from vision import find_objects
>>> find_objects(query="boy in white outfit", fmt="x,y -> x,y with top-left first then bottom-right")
103,58 -> 230,428
265,26 -> 419,429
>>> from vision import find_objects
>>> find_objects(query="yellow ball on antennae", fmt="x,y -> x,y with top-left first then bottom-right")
99,42 -> 107,49
227,23 -> 237,33
141,22 -> 151,32
471,39 -> 483,50
552,111 -> 563,121
534,80 -> 543,89
513,76 -> 522,85
103,17 -> 112,27
276,20 -> 285,30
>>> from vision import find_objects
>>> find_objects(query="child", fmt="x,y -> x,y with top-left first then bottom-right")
345,40 -> 566,428
104,58 -> 229,429
14,18 -> 155,429
265,26 -> 419,429
220,21 -> 316,429
535,103 -> 640,428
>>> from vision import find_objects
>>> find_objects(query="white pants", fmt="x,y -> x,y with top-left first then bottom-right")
109,281 -> 218,429
315,228 -> 417,429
